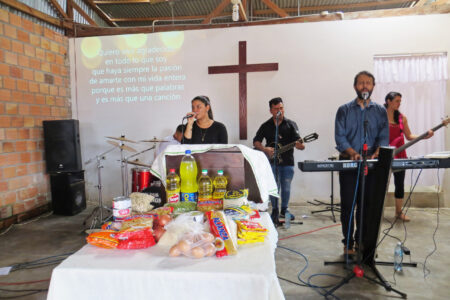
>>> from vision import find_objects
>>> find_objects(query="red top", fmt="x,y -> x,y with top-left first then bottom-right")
389,114 -> 407,159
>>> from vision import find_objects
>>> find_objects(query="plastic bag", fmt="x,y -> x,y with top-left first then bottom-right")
169,231 -> 217,259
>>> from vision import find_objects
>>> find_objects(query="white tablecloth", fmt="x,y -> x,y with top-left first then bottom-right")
47,213 -> 284,300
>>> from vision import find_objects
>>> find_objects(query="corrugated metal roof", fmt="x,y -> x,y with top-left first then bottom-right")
0,0 -> 440,30
96,0 -> 420,27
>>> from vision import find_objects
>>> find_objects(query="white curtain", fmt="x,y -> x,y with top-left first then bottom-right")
373,54 -> 447,188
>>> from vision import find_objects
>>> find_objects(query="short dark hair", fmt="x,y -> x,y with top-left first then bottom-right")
192,95 -> 213,120
269,97 -> 283,108
176,124 -> 185,133
354,71 -> 376,86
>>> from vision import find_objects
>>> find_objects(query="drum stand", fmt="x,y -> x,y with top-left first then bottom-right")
307,156 -> 340,222
121,145 -> 155,196
83,146 -> 116,229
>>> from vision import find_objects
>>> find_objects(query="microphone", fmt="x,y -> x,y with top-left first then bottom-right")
276,111 -> 282,117
183,114 -> 195,119
362,92 -> 369,100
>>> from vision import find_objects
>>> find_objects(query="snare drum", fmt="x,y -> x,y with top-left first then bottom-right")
131,168 -> 152,192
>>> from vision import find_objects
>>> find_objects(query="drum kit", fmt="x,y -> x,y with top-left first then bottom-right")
84,135 -> 168,228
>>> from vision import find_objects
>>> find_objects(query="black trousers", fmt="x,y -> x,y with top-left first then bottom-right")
339,169 -> 376,248
393,170 -> 405,199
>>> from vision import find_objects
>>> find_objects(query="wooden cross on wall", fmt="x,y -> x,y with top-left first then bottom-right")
208,41 -> 278,140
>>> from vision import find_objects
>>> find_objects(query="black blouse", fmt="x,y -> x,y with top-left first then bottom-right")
183,121 -> 228,144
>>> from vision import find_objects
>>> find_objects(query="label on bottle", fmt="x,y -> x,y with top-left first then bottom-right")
181,192 -> 198,202
167,191 -> 180,203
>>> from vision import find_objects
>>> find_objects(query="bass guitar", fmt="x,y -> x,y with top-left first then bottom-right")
268,132 -> 318,164
393,117 -> 449,156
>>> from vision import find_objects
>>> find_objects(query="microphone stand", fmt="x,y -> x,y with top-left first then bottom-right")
272,112 -> 280,225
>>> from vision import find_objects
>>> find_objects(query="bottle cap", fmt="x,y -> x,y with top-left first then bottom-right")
218,170 -> 224,175
185,150 -> 191,154
169,168 -> 175,173
202,169 -> 208,174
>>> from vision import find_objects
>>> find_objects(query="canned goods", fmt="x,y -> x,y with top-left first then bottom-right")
113,196 -> 132,221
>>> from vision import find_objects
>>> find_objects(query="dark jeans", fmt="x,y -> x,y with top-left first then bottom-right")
339,170 -> 376,248
393,170 -> 405,199
270,165 -> 295,212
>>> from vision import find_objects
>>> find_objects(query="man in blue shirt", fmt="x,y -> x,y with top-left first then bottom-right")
335,71 -> 389,255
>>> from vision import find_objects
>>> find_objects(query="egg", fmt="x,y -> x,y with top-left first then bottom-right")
204,244 -> 216,257
169,245 -> 181,257
191,246 -> 205,259
201,233 -> 214,243
177,240 -> 191,254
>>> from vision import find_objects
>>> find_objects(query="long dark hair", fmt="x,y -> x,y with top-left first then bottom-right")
192,95 -> 214,120
384,91 -> 402,124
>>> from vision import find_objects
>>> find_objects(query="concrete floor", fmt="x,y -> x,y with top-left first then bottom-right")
0,204 -> 449,299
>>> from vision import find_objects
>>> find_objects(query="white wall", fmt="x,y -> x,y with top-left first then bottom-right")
70,14 -> 450,206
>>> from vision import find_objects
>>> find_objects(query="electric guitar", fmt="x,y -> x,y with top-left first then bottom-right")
393,117 -> 449,156
267,132 -> 319,164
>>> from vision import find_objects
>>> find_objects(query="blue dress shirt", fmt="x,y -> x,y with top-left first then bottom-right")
335,99 -> 389,156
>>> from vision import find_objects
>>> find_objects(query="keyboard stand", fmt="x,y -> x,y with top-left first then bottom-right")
308,157 -> 340,222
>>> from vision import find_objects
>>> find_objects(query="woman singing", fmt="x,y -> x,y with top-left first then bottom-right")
183,95 -> 228,144
385,92 -> 433,221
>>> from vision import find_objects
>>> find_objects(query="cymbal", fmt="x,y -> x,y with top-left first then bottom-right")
107,140 -> 137,152
106,136 -> 136,143
125,160 -> 152,168
139,138 -> 169,143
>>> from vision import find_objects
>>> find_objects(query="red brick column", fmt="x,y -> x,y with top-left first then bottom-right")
0,9 -> 71,228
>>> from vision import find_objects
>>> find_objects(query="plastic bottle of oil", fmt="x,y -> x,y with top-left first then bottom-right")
213,170 -> 227,199
198,169 -> 213,201
166,169 -> 180,203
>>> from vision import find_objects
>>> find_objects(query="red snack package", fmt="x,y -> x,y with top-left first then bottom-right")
117,237 -> 156,249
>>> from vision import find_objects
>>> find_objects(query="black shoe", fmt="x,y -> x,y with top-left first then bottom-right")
271,208 -> 280,225
280,210 -> 295,220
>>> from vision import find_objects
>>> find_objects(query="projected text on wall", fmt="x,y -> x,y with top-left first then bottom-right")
78,32 -> 186,105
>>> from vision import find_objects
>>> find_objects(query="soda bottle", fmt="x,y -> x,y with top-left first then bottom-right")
180,150 -> 198,202
198,169 -> 213,201
394,242 -> 403,272
213,170 -> 228,199
166,169 -> 180,203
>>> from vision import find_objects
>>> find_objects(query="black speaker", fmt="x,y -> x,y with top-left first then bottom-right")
50,171 -> 86,216
43,119 -> 82,173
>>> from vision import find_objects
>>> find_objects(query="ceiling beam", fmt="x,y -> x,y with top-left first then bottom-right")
202,0 -> 231,24
414,0 -> 428,7
239,0 -> 248,22
82,0 -> 117,26
0,0 -> 73,29
260,0 -> 288,18
94,0 -> 149,3
48,0 -> 68,19
110,15 -> 204,22
72,0 -> 98,26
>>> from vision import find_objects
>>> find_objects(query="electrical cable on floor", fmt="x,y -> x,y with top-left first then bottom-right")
0,211 -> 53,236
422,169 -> 441,279
0,279 -> 50,286
8,252 -> 73,272
361,169 -> 422,267
0,287 -> 48,299
277,245 -> 342,300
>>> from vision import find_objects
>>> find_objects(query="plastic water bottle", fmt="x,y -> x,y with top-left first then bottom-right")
212,170 -> 227,199
180,150 -> 198,202
166,169 -> 180,203
394,242 -> 403,272
198,169 -> 213,201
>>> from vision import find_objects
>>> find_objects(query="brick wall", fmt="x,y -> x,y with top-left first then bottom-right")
0,9 -> 71,227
